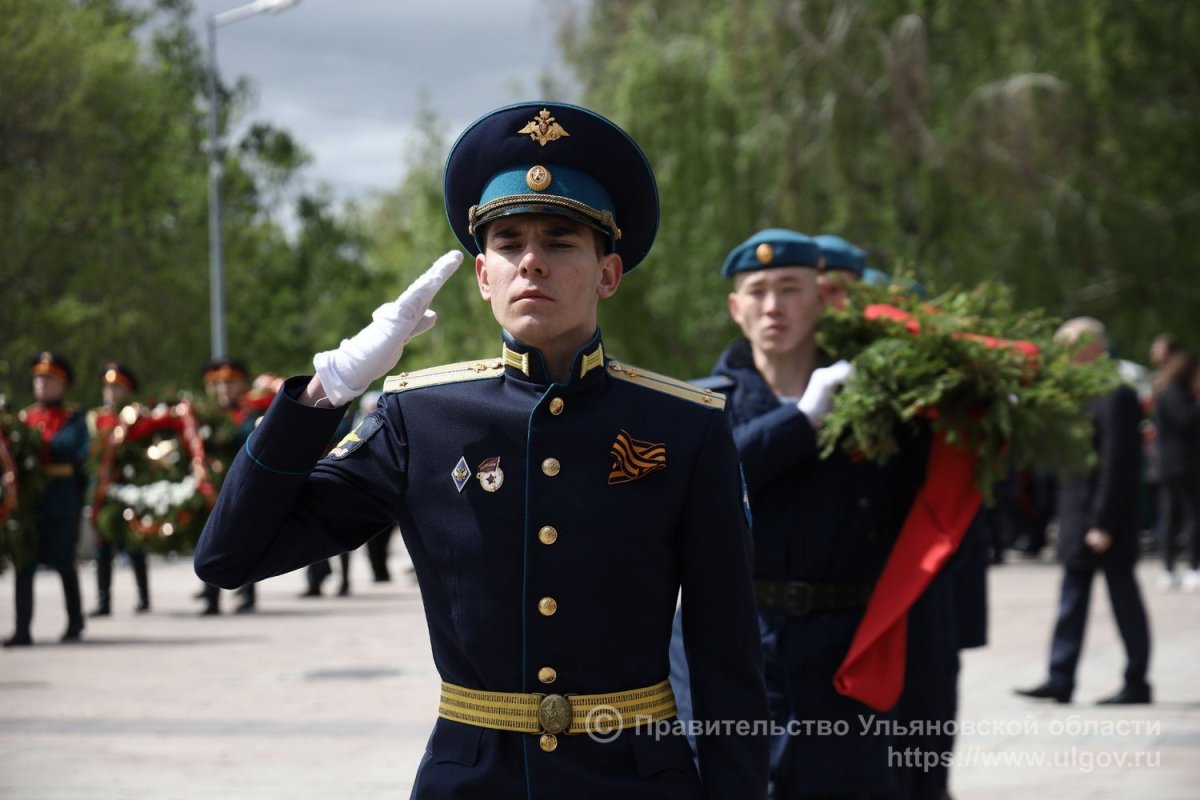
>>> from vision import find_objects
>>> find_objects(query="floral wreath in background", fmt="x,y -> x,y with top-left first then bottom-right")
91,401 -> 216,551
0,410 -> 46,569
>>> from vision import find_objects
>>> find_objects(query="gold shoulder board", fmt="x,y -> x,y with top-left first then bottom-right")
606,361 -> 726,411
383,358 -> 505,394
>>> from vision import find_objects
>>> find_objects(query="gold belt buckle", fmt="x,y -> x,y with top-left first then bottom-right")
536,693 -> 572,735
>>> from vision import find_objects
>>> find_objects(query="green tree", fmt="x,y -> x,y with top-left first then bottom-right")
0,0 -> 375,405
559,0 -> 1200,373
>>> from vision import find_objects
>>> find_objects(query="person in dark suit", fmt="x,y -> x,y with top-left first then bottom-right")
1016,317 -> 1152,705
194,102 -> 769,797
1150,347 -> 1199,590
4,353 -> 89,647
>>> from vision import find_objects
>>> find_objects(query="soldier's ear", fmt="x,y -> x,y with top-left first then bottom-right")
728,292 -> 744,326
596,253 -> 623,300
475,252 -> 491,301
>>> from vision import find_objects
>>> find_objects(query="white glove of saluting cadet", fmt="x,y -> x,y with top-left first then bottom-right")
797,359 -> 854,426
311,250 -> 463,407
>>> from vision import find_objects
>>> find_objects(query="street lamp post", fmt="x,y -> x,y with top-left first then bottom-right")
205,0 -> 301,360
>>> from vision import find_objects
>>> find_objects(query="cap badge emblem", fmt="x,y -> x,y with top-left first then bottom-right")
526,165 -> 552,191
452,456 -> 471,493
476,456 -> 505,492
755,243 -> 775,264
518,109 -> 570,147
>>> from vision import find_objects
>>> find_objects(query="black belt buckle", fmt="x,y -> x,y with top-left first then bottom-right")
783,581 -> 813,615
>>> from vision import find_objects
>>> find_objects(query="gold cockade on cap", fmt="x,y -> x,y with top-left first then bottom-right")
518,109 -> 570,147
755,243 -> 775,264
526,165 -> 552,191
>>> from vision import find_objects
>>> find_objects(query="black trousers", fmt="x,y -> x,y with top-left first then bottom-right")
1159,475 -> 1199,572
13,559 -> 84,637
366,528 -> 392,581
95,539 -> 149,606
1048,562 -> 1151,692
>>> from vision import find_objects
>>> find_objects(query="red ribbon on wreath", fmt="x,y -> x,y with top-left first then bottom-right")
833,304 -> 1038,711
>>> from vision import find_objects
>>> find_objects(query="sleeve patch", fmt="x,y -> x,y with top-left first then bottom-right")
327,413 -> 382,460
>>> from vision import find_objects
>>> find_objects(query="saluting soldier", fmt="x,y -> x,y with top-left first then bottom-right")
195,359 -> 261,615
195,102 -> 769,797
4,353 -> 90,647
87,362 -> 151,616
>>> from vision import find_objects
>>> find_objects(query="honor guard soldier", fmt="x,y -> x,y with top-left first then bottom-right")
4,353 -> 90,647
196,102 -> 769,797
88,362 -> 151,616
196,358 -> 260,615
669,229 -> 933,798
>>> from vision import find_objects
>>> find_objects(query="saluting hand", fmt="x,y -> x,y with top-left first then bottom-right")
309,251 -> 464,407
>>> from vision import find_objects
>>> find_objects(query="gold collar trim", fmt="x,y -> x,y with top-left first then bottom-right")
579,343 -> 605,379
500,342 -> 605,381
502,344 -> 531,377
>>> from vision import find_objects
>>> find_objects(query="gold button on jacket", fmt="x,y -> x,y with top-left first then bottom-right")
538,596 -> 558,616
541,457 -> 561,476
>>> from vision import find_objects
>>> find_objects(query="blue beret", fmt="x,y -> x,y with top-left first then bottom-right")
814,234 -> 866,276
444,102 -> 659,272
721,228 -> 823,278
862,267 -> 928,299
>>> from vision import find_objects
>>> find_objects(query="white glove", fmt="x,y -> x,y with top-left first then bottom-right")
797,360 -> 854,425
313,250 -> 463,406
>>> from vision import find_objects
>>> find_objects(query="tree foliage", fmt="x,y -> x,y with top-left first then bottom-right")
556,0 -> 1200,375
0,0 -> 373,407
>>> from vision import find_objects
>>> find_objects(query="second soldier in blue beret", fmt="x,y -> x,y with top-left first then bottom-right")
195,102 -> 769,797
669,228 -> 938,798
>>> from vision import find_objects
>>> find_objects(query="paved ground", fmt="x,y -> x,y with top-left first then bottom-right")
0,549 -> 1196,798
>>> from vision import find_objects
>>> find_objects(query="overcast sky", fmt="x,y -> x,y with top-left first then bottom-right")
186,0 -> 582,202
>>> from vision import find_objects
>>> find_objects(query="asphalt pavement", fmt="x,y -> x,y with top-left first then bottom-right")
1,549 -> 1196,798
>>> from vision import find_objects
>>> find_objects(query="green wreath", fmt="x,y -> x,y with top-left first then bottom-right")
0,411 -> 46,570
816,277 -> 1119,500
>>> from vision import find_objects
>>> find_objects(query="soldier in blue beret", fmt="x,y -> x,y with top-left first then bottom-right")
668,228 -> 939,797
813,234 -> 866,311
195,102 -> 768,797
4,352 -> 89,646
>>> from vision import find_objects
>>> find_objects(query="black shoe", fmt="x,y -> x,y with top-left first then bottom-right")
193,587 -> 208,600
1096,685 -> 1152,705
234,600 -> 256,614
60,624 -> 84,643
337,582 -> 350,597
299,587 -> 322,598
3,632 -> 33,648
134,599 -> 150,614
89,605 -> 111,618
200,605 -> 220,616
1014,681 -> 1071,703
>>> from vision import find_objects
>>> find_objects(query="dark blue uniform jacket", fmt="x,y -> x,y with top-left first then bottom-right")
195,332 -> 769,800
706,339 -> 927,796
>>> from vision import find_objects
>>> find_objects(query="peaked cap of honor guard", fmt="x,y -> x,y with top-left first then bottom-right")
444,102 -> 660,272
